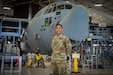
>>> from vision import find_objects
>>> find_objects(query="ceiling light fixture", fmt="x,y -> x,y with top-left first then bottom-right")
2,6 -> 11,10
94,4 -> 102,7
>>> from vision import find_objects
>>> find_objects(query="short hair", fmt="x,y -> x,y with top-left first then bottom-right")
56,24 -> 63,28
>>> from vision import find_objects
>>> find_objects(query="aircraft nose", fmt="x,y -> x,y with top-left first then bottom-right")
59,5 -> 89,41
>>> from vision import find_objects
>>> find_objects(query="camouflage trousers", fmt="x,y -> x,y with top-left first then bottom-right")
51,60 -> 67,75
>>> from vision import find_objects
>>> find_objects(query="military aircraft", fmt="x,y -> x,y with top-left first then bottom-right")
23,0 -> 89,54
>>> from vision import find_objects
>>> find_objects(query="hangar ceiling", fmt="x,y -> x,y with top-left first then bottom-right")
0,0 -> 113,25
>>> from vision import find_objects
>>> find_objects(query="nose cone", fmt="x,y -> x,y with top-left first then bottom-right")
59,5 -> 89,41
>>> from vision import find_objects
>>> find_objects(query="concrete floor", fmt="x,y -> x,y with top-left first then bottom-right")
1,61 -> 113,75
0,54 -> 113,75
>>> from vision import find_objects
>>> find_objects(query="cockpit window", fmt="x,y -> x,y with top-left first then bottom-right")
43,3 -> 73,14
53,4 -> 56,12
53,6 -> 56,12
48,7 -> 53,13
44,5 -> 53,14
65,5 -> 72,9
57,5 -> 64,10
44,8 -> 52,14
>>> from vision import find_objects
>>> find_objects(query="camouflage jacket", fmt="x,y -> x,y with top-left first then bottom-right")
51,34 -> 72,60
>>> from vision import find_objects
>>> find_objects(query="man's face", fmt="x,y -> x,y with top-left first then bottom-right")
56,25 -> 63,35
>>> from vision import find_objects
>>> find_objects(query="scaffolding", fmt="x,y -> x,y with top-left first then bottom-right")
0,17 -> 28,73
72,24 -> 113,72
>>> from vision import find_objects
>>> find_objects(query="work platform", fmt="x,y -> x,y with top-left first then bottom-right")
0,17 -> 28,74
0,17 -> 28,53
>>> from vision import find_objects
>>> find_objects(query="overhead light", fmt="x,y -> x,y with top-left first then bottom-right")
94,4 -> 102,7
2,6 -> 11,10
66,1 -> 69,3
8,41 -> 11,44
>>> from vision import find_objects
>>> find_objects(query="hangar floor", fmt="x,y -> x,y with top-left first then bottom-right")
1,61 -> 113,75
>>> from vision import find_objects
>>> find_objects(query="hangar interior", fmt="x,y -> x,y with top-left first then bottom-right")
0,0 -> 113,75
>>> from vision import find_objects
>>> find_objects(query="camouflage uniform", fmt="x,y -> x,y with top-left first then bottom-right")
51,34 -> 72,75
